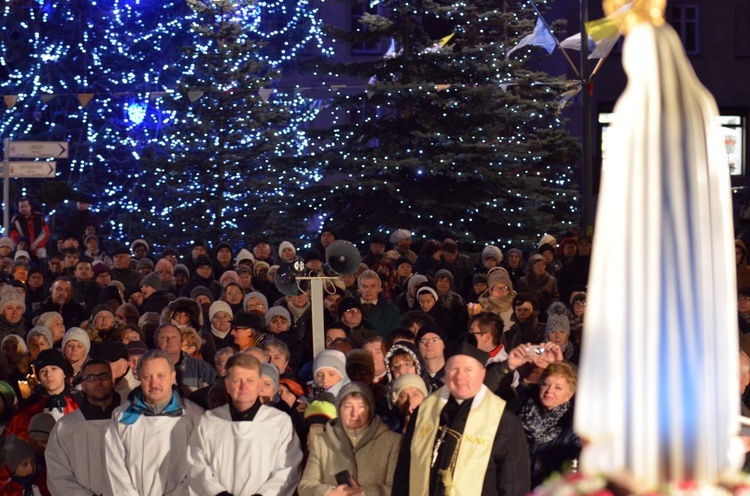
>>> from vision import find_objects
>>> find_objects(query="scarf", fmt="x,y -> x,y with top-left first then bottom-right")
519,397 -> 571,444
287,302 -> 309,323
11,473 -> 36,496
120,390 -> 183,425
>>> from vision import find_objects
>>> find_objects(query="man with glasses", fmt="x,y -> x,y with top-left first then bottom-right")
416,323 -> 447,392
46,359 -> 120,495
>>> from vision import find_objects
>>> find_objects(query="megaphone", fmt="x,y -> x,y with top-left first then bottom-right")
324,240 -> 362,276
275,257 -> 309,296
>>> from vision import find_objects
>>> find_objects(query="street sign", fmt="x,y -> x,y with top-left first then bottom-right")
8,141 -> 68,159
4,161 -> 56,178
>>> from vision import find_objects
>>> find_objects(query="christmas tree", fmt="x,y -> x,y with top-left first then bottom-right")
294,0 -> 581,249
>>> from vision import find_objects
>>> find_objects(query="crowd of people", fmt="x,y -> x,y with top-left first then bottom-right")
0,194 -> 742,494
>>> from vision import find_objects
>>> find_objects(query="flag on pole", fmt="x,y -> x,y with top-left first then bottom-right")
505,17 -> 557,60
559,2 -> 633,59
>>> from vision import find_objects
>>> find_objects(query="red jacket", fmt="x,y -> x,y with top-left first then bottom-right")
10,212 -> 49,248
0,463 -> 50,496
3,394 -> 78,441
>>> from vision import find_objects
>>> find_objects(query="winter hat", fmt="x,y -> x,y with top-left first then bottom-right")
445,340 -> 489,367
140,272 -> 161,292
243,292 -> 268,311
539,234 -> 557,249
0,237 -> 14,250
235,249 -> 255,267
506,248 -> 523,263
396,257 -> 413,268
14,250 -> 30,261
136,258 -> 154,270
538,243 -> 555,256
209,301 -> 233,321
384,342 -> 422,382
265,306 -> 291,327
545,302 -> 570,335
482,245 -> 503,263
416,285 -> 439,303
337,297 -> 361,316
253,261 -> 270,276
27,326 -> 53,349
174,264 -> 190,278
162,246 -> 179,259
570,291 -> 587,307
138,312 -> 161,330
194,255 -> 213,268
416,323 -> 448,345
313,349 -> 347,380
261,362 -> 280,393
28,412 -> 56,441
278,374 -> 306,399
62,327 -> 91,356
219,271 -> 239,286
526,253 -> 546,271
278,241 -> 296,258
112,245 -> 130,256
487,267 -> 514,291
434,269 -> 454,285
100,286 -> 122,306
232,312 -> 263,331
130,239 -> 149,253
391,373 -> 428,404
389,229 -> 411,245
126,340 -> 149,358
406,275 -> 428,295
304,399 -> 337,426
91,304 -> 114,322
107,280 -> 125,293
4,435 -> 35,473
35,348 -> 73,378
336,382 -> 376,416
2,334 -> 26,353
190,286 -> 213,303
93,341 -> 129,363
304,250 -> 324,264
92,262 -> 110,277
345,349 -> 375,377
0,381 -> 15,421
0,285 -> 25,313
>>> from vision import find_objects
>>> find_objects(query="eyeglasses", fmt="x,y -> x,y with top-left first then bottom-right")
225,291 -> 243,297
82,372 -> 112,383
247,303 -> 265,309
740,296 -> 750,303
419,337 -> 441,345
491,285 -> 510,292
574,301 -> 586,307
391,361 -> 416,371
344,308 -> 361,314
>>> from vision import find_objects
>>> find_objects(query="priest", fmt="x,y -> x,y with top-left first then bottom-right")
393,340 -> 530,496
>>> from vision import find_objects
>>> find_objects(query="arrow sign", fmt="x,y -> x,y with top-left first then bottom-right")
4,161 -> 57,178
8,141 -> 68,159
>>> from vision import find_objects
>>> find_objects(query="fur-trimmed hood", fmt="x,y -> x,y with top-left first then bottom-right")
160,297 -> 204,329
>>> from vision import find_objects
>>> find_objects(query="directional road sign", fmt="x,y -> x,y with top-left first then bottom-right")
8,141 -> 68,159
3,161 -> 57,178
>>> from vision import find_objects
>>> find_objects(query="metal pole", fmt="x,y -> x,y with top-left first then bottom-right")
308,278 -> 326,358
580,0 -> 594,232
3,139 -> 9,236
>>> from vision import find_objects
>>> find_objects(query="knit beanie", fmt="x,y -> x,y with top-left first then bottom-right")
389,229 -> 411,245
416,323 -> 447,345
545,302 -> 570,335
526,253 -> 545,271
278,374 -> 305,399
100,286 -> 122,306
345,349 -> 375,378
482,245 -> 503,263
391,373 -> 429,404
28,412 -> 56,441
336,381 -> 375,415
209,301 -> 233,321
0,237 -> 13,250
140,272 -> 161,292
14,250 -> 30,261
406,275 -> 428,295
0,285 -> 25,313
416,285 -> 439,302
219,271 -> 239,286
35,311 -> 62,330
434,269 -> 454,285
174,264 -> 190,278
243,292 -> 268,311
0,381 -> 16,422
278,241 -> 296,258
190,286 -> 213,303
265,306 -> 291,327
304,399 -> 338,426
126,340 -> 149,358
91,304 -> 114,322
235,249 -> 255,267
539,234 -> 557,249
1,334 -> 26,353
35,348 -> 73,378
136,258 -> 154,270
313,349 -> 347,380
26,326 -> 52,349
130,239 -> 150,253
4,435 -> 35,473
487,267 -> 514,291
62,327 -> 91,355
261,363 -> 280,393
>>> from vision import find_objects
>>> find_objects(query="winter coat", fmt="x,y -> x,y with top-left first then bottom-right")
298,415 -> 401,496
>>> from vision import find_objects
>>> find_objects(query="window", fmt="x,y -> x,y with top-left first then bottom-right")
598,112 -> 746,177
671,5 -> 700,55
350,1 -> 380,54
